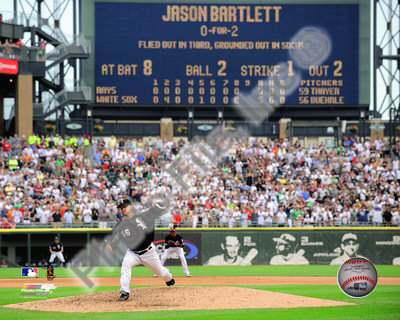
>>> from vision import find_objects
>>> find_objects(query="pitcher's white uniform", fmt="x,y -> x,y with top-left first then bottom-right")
106,198 -> 175,300
121,244 -> 172,293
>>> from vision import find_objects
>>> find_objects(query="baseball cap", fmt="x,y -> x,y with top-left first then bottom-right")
342,233 -> 357,243
117,199 -> 131,209
273,233 -> 296,245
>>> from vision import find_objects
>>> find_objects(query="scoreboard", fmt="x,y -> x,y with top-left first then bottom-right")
95,3 -> 359,106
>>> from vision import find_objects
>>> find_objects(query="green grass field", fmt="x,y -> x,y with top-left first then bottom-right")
0,266 -> 399,320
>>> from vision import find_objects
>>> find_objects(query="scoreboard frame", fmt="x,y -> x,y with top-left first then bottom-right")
82,0 -> 370,120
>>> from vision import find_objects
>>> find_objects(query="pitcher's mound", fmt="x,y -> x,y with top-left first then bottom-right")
6,286 -> 352,312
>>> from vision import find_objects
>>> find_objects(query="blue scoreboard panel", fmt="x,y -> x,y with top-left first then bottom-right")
95,3 -> 358,106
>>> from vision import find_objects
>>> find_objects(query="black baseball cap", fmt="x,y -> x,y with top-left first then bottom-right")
117,199 -> 131,209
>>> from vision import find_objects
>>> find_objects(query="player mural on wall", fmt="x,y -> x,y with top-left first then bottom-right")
206,235 -> 258,266
330,233 -> 365,265
270,233 -> 309,265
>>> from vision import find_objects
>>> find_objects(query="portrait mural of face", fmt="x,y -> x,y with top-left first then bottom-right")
270,233 -> 309,265
205,234 -> 258,266
330,233 -> 363,265
222,235 -> 240,260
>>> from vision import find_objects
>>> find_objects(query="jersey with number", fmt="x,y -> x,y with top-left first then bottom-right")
165,234 -> 184,248
106,201 -> 167,251
50,242 -> 62,252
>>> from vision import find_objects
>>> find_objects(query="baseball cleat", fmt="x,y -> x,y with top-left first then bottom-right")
118,292 -> 130,301
186,274 -> 192,277
166,279 -> 175,286
153,274 -> 157,277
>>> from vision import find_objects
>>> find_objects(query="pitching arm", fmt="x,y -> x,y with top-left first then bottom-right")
104,222 -> 123,250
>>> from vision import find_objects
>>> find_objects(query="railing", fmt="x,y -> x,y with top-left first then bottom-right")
2,11 -> 27,26
72,34 -> 91,54
0,45 -> 44,62
2,11 -> 48,27
2,220 -> 398,229
33,103 -> 43,117
2,11 -> 63,42
7,221 -> 114,229
41,80 -> 92,119
155,220 -> 400,228
53,81 -> 92,104
46,34 -> 90,64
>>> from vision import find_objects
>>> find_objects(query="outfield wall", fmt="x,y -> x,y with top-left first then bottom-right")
1,228 -> 399,266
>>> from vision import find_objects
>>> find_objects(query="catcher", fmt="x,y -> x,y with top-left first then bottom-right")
156,228 -> 191,277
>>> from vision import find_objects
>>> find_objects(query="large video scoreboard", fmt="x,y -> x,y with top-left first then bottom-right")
95,3 -> 359,106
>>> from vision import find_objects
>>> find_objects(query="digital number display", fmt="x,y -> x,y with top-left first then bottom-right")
95,3 -> 359,106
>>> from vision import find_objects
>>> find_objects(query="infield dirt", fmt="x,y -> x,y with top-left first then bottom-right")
5,286 -> 353,312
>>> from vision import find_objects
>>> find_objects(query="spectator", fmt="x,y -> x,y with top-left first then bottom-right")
38,40 -> 46,61
64,209 -> 74,227
173,211 -> 183,227
356,206 -> 369,226
16,38 -> 24,47
82,207 -> 92,224
52,209 -> 62,228
0,133 -> 399,229
276,207 -> 287,227
382,206 -> 393,225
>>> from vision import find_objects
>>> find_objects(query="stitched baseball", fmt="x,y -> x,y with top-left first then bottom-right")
337,257 -> 378,298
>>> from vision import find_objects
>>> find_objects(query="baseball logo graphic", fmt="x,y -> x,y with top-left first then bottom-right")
289,26 -> 332,70
337,258 -> 378,298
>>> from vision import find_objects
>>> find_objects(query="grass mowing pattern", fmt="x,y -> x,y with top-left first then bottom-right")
0,285 -> 399,320
0,265 -> 399,320
0,265 -> 399,279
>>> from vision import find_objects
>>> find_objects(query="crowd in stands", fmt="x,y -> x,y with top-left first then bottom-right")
0,38 -> 24,59
0,133 -> 400,229
0,37 -> 46,61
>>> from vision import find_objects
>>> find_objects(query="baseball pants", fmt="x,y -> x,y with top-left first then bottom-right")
161,247 -> 190,276
49,252 -> 65,263
121,244 -> 172,294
